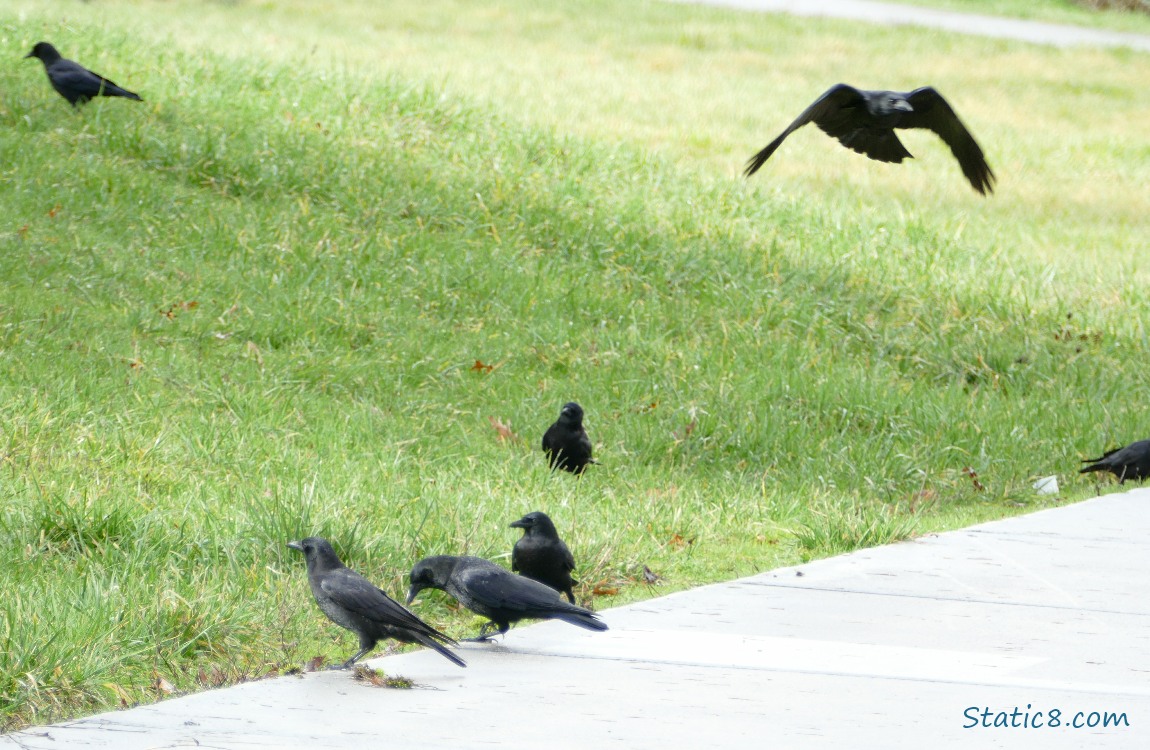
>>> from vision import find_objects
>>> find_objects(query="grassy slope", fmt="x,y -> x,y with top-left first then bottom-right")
1,0 -> 1148,731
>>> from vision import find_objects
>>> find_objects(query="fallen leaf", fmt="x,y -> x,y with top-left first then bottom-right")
470,359 -> 494,374
592,584 -> 619,597
48,204 -> 61,218
667,533 -> 695,549
488,416 -> 519,442
306,655 -> 326,672
153,675 -> 175,695
963,467 -> 985,492
245,340 -> 264,366
909,489 -> 937,512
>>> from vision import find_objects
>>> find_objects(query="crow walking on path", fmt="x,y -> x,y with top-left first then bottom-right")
25,41 -> 143,107
408,555 -> 607,641
288,537 -> 465,669
744,83 -> 994,195
511,511 -> 578,603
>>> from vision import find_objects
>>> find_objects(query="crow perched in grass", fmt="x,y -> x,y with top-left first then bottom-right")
744,83 -> 994,195
25,41 -> 143,107
1079,440 -> 1150,484
407,555 -> 607,641
288,537 -> 465,669
542,402 -> 595,474
510,511 -> 578,603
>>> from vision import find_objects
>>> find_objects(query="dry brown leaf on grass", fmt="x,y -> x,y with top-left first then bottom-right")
673,420 -> 697,441
153,674 -> 176,695
245,340 -> 264,366
488,416 -> 520,443
963,467 -> 985,492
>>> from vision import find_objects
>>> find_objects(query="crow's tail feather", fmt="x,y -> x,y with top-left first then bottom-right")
553,611 -> 608,632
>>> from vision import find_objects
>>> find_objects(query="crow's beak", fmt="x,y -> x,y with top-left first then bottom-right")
23,51 -> 34,59
405,585 -> 422,605
509,517 -> 530,529
287,540 -> 303,552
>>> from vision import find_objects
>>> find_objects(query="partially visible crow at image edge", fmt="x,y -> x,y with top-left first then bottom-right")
1079,440 -> 1150,485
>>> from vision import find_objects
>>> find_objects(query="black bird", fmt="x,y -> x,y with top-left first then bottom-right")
542,401 -> 595,474
407,555 -> 607,641
510,511 -> 578,603
1079,440 -> 1150,484
744,83 -> 995,195
287,537 -> 465,669
25,41 -> 143,107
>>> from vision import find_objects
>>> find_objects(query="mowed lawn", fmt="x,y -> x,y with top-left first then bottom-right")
0,0 -> 1147,731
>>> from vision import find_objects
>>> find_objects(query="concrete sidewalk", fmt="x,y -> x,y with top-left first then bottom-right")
4,489 -> 1148,748
675,0 -> 1150,52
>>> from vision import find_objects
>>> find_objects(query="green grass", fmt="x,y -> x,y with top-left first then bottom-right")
1,0 -> 1148,732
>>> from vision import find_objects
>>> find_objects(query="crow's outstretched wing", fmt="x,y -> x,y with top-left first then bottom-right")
903,87 -> 994,195
744,83 -> 868,177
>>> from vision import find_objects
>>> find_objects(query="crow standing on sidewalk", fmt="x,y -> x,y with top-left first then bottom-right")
288,537 -> 465,669
408,555 -> 607,641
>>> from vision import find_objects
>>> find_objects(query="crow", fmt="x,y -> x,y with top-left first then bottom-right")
542,401 -> 595,474
25,41 -> 143,107
287,537 -> 465,669
744,83 -> 994,195
1079,440 -> 1150,484
510,511 -> 578,603
407,555 -> 607,641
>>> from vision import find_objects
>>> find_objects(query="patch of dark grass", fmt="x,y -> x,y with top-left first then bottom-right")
353,665 -> 416,689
